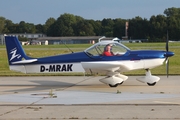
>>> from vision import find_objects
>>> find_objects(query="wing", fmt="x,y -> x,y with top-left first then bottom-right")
81,61 -> 129,87
81,61 -> 128,72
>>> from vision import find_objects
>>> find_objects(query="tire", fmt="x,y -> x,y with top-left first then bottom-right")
109,84 -> 118,87
147,82 -> 156,86
118,81 -> 124,85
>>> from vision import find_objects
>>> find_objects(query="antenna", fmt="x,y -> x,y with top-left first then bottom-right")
60,40 -> 74,53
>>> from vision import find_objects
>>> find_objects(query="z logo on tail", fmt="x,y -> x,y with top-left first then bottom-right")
10,48 -> 21,61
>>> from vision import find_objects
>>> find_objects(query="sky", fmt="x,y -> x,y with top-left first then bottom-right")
0,0 -> 180,25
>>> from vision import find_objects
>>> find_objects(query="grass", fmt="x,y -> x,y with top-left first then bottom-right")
0,42 -> 180,76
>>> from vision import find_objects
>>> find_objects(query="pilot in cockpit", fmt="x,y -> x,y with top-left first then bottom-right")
103,44 -> 114,56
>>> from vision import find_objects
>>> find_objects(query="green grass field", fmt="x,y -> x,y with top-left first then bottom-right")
0,42 -> 179,76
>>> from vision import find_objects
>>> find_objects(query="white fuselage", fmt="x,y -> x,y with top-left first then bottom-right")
10,58 -> 165,74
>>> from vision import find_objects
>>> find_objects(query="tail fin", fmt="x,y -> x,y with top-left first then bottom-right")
5,36 -> 32,65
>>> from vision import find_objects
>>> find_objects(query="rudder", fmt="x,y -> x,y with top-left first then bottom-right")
5,36 -> 29,65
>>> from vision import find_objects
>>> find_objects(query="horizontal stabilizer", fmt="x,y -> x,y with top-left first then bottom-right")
11,59 -> 37,64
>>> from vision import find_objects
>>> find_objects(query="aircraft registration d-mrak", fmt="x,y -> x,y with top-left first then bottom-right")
5,36 -> 174,87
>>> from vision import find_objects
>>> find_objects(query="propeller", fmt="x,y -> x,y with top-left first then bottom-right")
165,30 -> 175,77
165,57 -> 169,77
165,30 -> 169,77
166,31 -> 169,52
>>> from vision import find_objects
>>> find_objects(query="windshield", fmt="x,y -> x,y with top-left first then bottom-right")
84,41 -> 130,56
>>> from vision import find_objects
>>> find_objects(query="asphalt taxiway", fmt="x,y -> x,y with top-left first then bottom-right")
0,76 -> 180,119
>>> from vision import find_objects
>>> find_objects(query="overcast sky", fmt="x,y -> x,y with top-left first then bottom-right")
0,0 -> 180,24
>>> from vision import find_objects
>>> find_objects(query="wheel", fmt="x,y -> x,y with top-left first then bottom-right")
147,82 -> 156,86
109,84 -> 118,87
118,81 -> 124,85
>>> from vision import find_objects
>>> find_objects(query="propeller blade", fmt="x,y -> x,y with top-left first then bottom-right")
165,30 -> 169,78
165,57 -> 168,64
166,30 -> 169,52
166,58 -> 169,78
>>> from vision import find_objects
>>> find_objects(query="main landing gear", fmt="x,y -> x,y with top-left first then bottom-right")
136,69 -> 160,86
99,72 -> 128,88
99,69 -> 160,87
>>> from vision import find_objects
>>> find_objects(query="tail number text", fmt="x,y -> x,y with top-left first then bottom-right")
40,64 -> 73,72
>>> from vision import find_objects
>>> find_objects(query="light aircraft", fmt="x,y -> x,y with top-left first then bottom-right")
5,36 -> 174,87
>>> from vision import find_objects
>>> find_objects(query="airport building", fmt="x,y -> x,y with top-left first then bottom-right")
0,33 -> 147,45
0,33 -> 46,45
36,36 -> 100,45
0,34 -> 102,45
0,35 -> 4,45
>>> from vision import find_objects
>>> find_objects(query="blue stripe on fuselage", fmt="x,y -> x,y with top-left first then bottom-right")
10,50 -> 166,65
36,52 -> 91,64
130,50 -> 165,59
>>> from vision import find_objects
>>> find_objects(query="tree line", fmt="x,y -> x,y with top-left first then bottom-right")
0,7 -> 180,42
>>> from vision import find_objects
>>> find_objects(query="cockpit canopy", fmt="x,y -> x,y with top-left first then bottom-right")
84,41 -> 130,56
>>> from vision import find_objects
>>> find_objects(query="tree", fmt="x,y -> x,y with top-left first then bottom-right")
168,16 -> 180,40
164,7 -> 180,17
75,20 -> 95,36
2,19 -> 13,33
0,7 -> 180,41
18,36 -> 29,41
149,15 -> 167,41
17,21 -> 27,33
164,7 -> 180,40
27,23 -> 36,33
45,17 -> 56,35
72,15 -> 84,36
128,16 -> 148,39
88,20 -> 102,36
0,17 -> 6,33
52,13 -> 77,36
36,24 -> 45,33
101,18 -> 114,37
113,18 -> 126,38
16,21 -> 36,33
